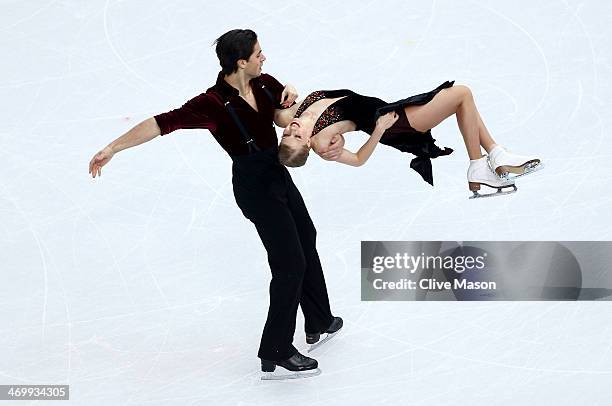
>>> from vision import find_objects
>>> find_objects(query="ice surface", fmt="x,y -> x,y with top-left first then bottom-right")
1,1 -> 611,404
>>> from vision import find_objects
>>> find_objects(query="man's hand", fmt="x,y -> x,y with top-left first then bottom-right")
319,133 -> 345,161
280,84 -> 298,108
89,146 -> 114,178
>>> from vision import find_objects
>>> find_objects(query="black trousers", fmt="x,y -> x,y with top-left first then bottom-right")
231,148 -> 334,361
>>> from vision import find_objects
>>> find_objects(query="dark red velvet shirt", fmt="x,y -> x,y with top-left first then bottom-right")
154,72 -> 286,156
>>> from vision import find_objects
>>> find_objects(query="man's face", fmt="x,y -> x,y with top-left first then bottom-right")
243,41 -> 266,77
281,119 -> 310,148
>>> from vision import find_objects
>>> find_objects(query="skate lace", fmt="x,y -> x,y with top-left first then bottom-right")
294,353 -> 308,362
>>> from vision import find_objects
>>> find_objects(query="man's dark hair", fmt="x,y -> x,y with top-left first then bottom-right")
214,29 -> 258,75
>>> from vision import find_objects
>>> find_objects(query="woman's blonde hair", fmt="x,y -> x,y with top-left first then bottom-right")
278,141 -> 310,167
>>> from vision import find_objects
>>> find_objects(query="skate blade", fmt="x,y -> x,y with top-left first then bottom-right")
307,330 -> 340,353
499,161 -> 544,180
469,185 -> 517,199
261,367 -> 322,381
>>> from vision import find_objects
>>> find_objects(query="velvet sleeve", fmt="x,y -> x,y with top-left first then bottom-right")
154,93 -> 217,136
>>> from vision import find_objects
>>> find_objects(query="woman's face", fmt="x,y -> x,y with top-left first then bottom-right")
281,119 -> 310,148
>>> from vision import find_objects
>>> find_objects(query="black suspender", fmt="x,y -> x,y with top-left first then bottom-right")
260,84 -> 276,105
224,100 -> 261,153
223,84 -> 278,154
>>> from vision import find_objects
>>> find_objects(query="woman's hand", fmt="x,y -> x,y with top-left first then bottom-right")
375,111 -> 399,131
319,133 -> 345,161
89,146 -> 114,178
281,84 -> 298,108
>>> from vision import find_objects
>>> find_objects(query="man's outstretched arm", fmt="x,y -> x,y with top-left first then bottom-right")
88,117 -> 161,178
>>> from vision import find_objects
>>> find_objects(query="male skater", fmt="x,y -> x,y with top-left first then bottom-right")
88,29 -> 342,379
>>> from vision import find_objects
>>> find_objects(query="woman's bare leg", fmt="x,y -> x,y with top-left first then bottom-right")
404,85 -> 496,159
475,108 -> 497,153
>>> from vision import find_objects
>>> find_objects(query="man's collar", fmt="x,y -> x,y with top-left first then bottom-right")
215,71 -> 260,98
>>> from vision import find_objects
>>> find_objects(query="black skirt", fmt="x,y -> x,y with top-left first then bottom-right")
377,80 -> 456,186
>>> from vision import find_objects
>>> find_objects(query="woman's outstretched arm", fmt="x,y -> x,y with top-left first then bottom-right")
330,111 -> 399,167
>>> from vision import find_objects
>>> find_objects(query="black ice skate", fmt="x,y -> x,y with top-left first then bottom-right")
260,352 -> 321,380
306,316 -> 343,352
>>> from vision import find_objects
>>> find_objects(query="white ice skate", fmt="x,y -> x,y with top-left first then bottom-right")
467,156 -> 517,199
488,145 -> 542,180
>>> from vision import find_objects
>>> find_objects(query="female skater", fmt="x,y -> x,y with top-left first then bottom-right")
277,81 -> 541,198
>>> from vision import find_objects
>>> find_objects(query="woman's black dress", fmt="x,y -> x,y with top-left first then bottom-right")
294,81 -> 455,185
